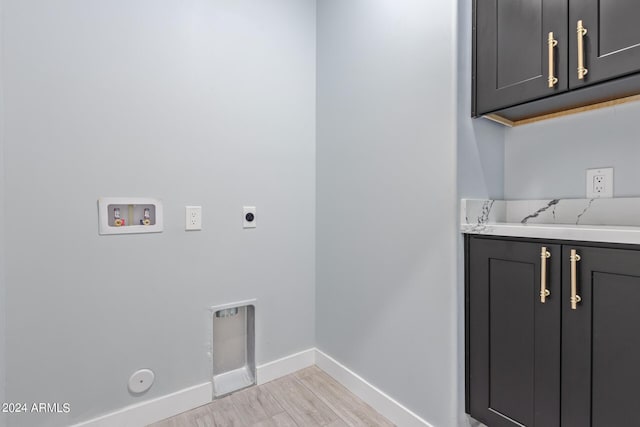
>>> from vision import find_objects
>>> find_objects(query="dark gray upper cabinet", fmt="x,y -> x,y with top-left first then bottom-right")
474,0 -> 640,120
569,0 -> 640,89
475,0 -> 568,114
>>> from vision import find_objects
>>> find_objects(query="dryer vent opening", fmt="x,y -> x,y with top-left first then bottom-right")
212,304 -> 255,398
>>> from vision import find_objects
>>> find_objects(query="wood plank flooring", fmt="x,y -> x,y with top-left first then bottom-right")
149,366 -> 395,427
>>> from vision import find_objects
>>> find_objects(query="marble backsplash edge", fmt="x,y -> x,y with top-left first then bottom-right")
462,197 -> 640,228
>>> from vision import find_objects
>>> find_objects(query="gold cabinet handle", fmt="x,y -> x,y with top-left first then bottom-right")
570,249 -> 582,309
548,32 -> 558,88
540,247 -> 551,302
577,20 -> 588,80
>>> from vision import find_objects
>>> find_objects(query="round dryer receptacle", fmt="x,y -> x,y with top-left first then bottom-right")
128,369 -> 155,394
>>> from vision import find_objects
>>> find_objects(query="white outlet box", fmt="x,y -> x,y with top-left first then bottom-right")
586,168 -> 613,198
185,206 -> 202,230
243,206 -> 256,229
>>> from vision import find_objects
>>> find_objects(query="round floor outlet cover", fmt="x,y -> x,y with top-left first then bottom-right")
128,369 -> 155,394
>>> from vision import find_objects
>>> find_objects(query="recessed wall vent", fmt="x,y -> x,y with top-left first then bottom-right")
211,302 -> 255,398
216,308 -> 239,318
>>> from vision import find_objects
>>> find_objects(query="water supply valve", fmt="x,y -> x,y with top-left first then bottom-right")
141,208 -> 151,226
113,207 -> 125,227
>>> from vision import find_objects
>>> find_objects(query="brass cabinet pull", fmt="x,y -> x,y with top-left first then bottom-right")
577,20 -> 588,80
570,249 -> 582,309
548,32 -> 558,88
540,247 -> 551,302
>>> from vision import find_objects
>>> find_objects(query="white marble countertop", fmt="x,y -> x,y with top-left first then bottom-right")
461,198 -> 640,245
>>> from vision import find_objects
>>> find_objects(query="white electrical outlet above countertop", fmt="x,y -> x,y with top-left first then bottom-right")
586,168 -> 613,198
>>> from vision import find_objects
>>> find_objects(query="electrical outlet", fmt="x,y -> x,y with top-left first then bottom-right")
243,206 -> 256,229
586,168 -> 613,198
594,175 -> 605,193
185,206 -> 202,230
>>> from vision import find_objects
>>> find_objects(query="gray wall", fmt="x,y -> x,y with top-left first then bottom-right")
456,0 -> 504,425
316,1 -> 458,426
505,101 -> 640,199
457,0 -> 505,202
0,0 -> 5,424
2,1 -> 316,426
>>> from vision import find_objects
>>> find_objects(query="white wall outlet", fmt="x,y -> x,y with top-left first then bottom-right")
185,206 -> 202,230
243,206 -> 256,229
586,168 -> 614,198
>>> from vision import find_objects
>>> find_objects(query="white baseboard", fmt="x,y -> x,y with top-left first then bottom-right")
256,348 -> 316,385
70,382 -> 212,427
315,349 -> 434,427
71,348 -> 315,427
71,347 -> 430,427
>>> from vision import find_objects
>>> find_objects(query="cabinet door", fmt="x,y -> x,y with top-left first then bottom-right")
475,0 -> 568,114
569,1 -> 640,88
562,246 -> 640,427
468,238 -> 561,427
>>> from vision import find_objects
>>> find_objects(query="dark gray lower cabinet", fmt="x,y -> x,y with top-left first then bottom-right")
562,245 -> 640,427
467,236 -> 640,427
468,238 -> 561,427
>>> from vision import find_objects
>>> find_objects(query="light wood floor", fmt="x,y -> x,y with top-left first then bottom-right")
149,366 -> 395,427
